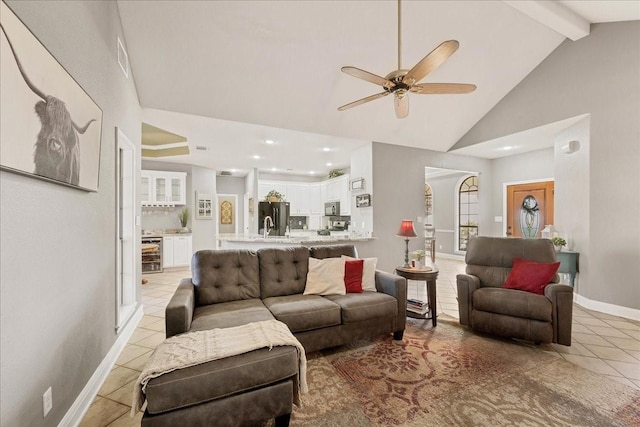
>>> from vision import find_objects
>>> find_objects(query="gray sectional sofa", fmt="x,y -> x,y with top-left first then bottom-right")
142,244 -> 407,427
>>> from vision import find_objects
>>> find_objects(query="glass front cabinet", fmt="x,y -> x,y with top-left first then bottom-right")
141,170 -> 187,206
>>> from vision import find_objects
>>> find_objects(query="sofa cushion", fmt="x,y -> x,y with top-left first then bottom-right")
502,258 -> 560,295
191,299 -> 274,331
342,255 -> 378,292
263,294 -> 341,333
472,287 -> 552,322
192,250 -> 260,306
303,257 -> 346,296
344,259 -> 364,293
309,244 -> 357,259
144,346 -> 298,415
258,247 -> 309,298
324,292 -> 397,323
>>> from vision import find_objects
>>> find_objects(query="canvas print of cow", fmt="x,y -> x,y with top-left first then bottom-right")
0,1 -> 103,192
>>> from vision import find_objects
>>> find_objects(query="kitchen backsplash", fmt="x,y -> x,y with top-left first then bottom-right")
142,206 -> 186,230
290,216 -> 307,230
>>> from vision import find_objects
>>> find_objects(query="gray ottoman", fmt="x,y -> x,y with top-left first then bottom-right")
141,346 -> 298,427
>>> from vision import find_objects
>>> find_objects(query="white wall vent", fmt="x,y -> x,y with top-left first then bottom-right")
196,146 -> 208,151
117,36 -> 129,78
220,171 -> 232,176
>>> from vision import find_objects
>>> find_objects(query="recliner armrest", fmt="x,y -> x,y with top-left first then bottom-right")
375,270 -> 407,334
456,274 -> 480,326
544,283 -> 574,346
165,279 -> 195,338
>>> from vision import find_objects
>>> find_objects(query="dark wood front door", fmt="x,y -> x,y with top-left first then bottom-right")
506,181 -> 554,238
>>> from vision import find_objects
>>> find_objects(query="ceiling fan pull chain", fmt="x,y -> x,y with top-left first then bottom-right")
397,0 -> 402,70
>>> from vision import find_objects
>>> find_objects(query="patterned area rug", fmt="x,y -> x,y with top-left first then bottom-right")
285,317 -> 640,426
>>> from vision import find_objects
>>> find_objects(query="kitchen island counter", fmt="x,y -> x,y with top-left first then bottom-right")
217,233 -> 376,250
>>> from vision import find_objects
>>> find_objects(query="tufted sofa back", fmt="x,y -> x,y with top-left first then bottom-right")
465,236 -> 558,288
191,249 -> 260,306
258,247 -> 309,298
309,244 -> 357,260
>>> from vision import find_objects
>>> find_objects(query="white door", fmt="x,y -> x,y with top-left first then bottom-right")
115,128 -> 137,332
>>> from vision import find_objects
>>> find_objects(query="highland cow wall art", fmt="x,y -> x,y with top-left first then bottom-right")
0,1 -> 102,192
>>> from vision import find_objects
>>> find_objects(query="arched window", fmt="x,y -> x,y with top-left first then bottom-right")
424,183 -> 433,226
458,175 -> 478,251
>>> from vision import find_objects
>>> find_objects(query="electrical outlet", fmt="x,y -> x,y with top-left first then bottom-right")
43,387 -> 52,417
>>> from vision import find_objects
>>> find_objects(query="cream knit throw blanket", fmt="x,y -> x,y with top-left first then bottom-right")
131,320 -> 308,415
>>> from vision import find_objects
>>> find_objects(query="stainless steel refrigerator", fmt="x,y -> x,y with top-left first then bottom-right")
258,201 -> 290,236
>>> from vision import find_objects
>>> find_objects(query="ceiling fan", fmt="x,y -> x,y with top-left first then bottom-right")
338,0 -> 476,119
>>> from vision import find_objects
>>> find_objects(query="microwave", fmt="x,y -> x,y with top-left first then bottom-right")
324,201 -> 340,216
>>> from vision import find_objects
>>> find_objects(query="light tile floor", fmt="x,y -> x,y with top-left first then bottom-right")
80,259 -> 640,426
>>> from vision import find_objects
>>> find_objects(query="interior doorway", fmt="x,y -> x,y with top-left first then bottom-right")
506,180 -> 554,238
115,128 -> 137,332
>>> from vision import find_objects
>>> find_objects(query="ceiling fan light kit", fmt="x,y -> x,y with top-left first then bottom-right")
338,0 -> 476,118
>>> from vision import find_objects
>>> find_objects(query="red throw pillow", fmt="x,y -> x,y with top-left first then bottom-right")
344,259 -> 364,293
502,258 -> 561,295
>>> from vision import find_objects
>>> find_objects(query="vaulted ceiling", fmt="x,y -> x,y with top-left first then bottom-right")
118,1 -> 639,175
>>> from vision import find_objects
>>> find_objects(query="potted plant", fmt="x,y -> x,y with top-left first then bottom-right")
328,169 -> 344,179
178,208 -> 190,232
265,190 -> 285,202
411,250 -> 426,268
551,236 -> 566,252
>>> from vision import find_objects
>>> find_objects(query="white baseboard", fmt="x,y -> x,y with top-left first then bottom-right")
59,305 -> 144,427
574,293 -> 640,322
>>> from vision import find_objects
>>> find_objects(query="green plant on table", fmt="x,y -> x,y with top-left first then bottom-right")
551,236 -> 566,247
411,250 -> 426,261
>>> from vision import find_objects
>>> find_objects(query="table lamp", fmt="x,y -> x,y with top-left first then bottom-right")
396,219 -> 417,268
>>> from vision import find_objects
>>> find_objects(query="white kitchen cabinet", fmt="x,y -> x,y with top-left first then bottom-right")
141,170 -> 187,206
163,235 -> 192,268
309,184 -> 322,214
287,183 -> 311,215
163,236 -> 174,268
259,181 -> 287,202
308,214 -> 322,230
323,175 -> 350,215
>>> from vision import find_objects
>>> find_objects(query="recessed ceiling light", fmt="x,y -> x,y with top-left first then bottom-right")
230,168 -> 237,172
271,167 -> 277,171
322,147 -> 331,152
309,171 -> 315,175
265,139 -> 275,145
252,155 -> 260,159
326,162 -> 333,166
502,146 -> 513,150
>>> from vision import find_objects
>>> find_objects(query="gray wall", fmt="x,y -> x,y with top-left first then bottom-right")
191,166 -> 217,252
488,148 -> 555,236
366,142 -> 492,273
0,1 -> 141,426
452,21 -> 640,310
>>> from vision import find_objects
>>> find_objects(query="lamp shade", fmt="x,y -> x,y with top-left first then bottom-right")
396,220 -> 417,238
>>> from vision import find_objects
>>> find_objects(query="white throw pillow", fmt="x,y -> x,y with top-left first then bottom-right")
304,257 -> 347,296
342,255 -> 377,292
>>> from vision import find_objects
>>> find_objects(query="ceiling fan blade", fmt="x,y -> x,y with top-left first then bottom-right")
394,94 -> 409,119
403,40 -> 459,86
338,92 -> 389,111
410,83 -> 476,94
341,66 -> 394,88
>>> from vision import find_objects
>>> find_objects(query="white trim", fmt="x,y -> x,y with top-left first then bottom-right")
574,293 -> 640,322
59,306 -> 143,427
501,177 -> 555,237
435,229 -> 455,233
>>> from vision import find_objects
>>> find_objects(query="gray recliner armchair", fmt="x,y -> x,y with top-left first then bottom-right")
457,236 -> 573,345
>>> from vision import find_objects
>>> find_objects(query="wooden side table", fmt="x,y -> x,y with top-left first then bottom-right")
556,251 -> 579,287
395,266 -> 439,327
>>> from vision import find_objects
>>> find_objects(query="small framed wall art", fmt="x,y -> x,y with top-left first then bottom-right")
350,177 -> 365,191
356,193 -> 371,208
196,192 -> 213,219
